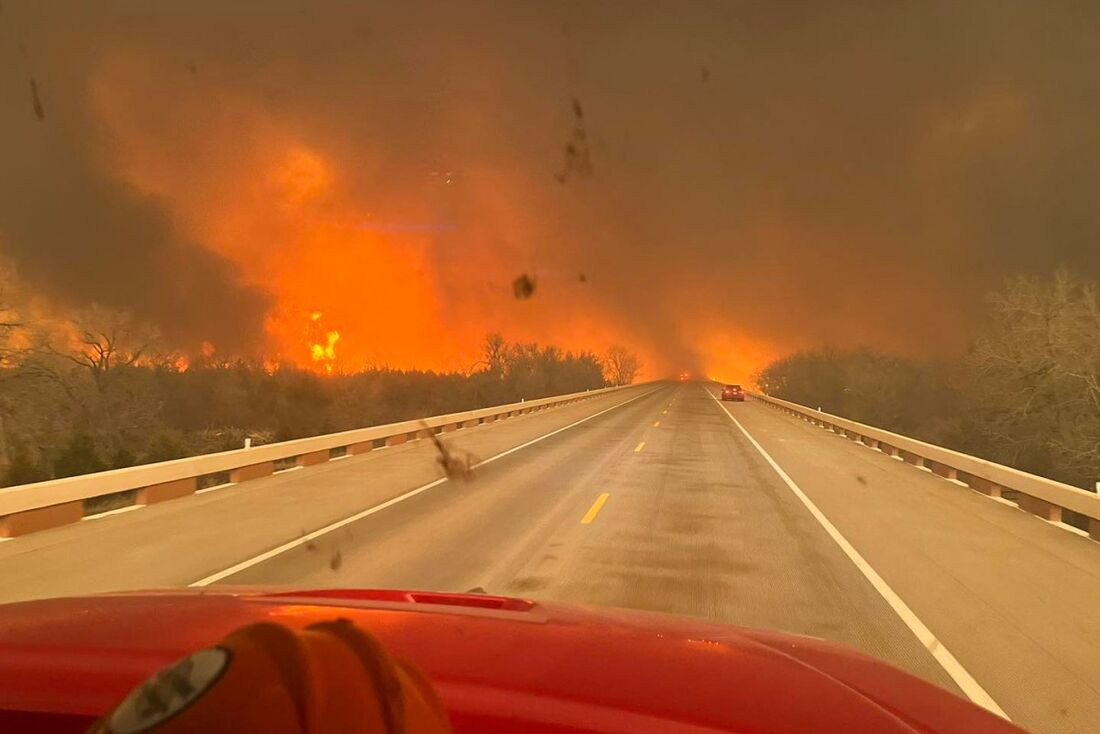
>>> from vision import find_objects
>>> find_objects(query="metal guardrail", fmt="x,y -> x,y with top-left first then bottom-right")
0,384 -> 639,537
751,392 -> 1100,541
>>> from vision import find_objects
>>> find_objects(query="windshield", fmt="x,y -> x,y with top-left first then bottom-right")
0,4 -> 1097,734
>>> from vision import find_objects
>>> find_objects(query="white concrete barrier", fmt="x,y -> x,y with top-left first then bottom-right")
0,384 -> 640,537
751,391 -> 1100,541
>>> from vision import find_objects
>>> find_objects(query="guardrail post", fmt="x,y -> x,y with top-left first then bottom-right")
231,462 -> 274,483
901,451 -> 925,468
1017,495 -> 1064,523
930,463 -> 958,481
967,476 -> 1002,498
862,437 -> 879,449
441,423 -> 458,432
385,434 -> 408,447
138,478 -> 197,505
0,501 -> 83,537
349,441 -> 374,455
298,450 -> 330,467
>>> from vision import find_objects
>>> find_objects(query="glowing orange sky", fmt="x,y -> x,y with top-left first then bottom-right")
6,3 -> 1100,391
88,54 -> 687,378
75,14 -> 1028,387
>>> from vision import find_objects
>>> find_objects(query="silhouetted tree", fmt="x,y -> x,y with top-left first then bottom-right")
605,346 -> 641,386
23,306 -> 162,458
755,271 -> 1100,489
965,270 -> 1100,485
756,348 -> 959,444
483,333 -> 507,374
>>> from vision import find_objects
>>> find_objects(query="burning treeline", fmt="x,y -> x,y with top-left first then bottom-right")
0,275 -> 638,486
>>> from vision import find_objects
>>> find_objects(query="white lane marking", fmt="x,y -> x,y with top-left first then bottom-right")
707,388 -> 1009,720
82,505 -> 143,521
274,465 -> 305,473
1051,521 -> 1088,538
191,386 -> 664,587
195,482 -> 235,495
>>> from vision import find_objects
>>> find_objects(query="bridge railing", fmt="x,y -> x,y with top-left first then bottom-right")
0,384 -> 637,538
751,392 -> 1100,541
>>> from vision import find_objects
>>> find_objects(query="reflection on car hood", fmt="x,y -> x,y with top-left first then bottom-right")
0,588 -> 1025,734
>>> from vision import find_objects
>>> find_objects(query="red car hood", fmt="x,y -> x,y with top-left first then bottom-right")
0,588 -> 1024,734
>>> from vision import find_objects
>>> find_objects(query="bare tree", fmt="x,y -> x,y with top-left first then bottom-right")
0,293 -> 25,473
45,305 -> 159,384
483,332 -> 507,374
967,270 -> 1100,485
0,273 -> 28,371
605,346 -> 641,386
23,305 -> 163,459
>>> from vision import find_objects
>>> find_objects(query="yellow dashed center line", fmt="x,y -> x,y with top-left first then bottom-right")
653,421 -> 660,427
662,409 -> 668,415
581,493 -> 610,524
634,441 -> 646,453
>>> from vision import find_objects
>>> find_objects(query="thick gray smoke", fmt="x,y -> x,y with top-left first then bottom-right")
0,2 -> 271,350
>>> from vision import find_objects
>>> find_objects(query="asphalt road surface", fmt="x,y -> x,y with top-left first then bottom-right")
1,382 -> 1098,734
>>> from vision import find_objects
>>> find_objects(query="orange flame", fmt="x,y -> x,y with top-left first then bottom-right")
310,330 -> 340,373
87,59 -> 674,377
306,311 -> 339,373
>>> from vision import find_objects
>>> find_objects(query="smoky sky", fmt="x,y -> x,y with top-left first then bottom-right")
0,2 -> 271,349
2,1 -> 1100,373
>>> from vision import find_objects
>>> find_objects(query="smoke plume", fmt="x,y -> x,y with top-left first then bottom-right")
2,1 -> 1099,379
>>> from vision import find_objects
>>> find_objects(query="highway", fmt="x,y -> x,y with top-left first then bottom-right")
1,382 -> 1098,734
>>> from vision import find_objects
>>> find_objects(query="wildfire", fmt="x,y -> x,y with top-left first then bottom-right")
87,63 -> 665,376
307,312 -> 339,373
311,331 -> 340,371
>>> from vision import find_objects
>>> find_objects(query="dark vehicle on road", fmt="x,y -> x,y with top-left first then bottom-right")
721,384 -> 745,401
